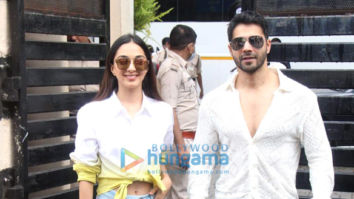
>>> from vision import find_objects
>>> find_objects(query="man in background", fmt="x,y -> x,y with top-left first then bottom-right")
152,37 -> 170,73
157,25 -> 199,199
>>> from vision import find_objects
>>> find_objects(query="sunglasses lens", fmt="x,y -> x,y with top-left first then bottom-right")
249,36 -> 264,49
134,58 -> 148,71
116,57 -> 130,70
231,37 -> 246,50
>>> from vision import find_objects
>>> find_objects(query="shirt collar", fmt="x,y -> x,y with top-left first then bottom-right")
140,94 -> 155,116
106,92 -> 154,117
276,68 -> 295,92
225,68 -> 295,93
167,50 -> 188,68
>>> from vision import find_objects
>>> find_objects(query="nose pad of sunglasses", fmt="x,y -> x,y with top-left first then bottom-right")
242,41 -> 254,49
126,60 -> 136,70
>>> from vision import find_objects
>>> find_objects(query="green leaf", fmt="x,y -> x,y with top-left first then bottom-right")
134,0 -> 173,40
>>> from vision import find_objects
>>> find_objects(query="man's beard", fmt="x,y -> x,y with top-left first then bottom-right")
234,51 -> 267,74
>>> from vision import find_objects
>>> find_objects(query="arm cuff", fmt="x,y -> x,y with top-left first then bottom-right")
73,163 -> 101,184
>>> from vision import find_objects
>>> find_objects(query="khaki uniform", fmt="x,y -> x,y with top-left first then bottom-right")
157,50 -> 199,131
152,49 -> 168,67
186,54 -> 202,79
156,50 -> 199,199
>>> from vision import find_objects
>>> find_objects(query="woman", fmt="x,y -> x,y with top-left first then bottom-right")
70,34 -> 173,199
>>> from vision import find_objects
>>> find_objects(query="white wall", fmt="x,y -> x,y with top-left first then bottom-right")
0,0 -> 13,171
110,0 -> 134,45
0,0 -> 10,57
0,119 -> 13,170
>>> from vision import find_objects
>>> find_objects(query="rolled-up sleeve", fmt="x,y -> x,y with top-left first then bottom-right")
301,95 -> 334,199
73,163 -> 101,184
70,106 -> 101,183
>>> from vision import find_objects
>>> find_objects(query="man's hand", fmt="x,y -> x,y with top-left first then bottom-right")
177,147 -> 190,170
171,108 -> 190,169
199,89 -> 204,99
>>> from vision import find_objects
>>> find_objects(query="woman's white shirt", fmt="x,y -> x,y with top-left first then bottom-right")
70,92 -> 174,172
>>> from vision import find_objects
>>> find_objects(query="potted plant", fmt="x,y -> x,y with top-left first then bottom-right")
134,0 -> 173,39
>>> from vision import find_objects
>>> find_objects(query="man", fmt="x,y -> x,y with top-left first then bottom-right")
157,25 -> 199,199
188,11 -> 334,199
186,53 -> 204,98
152,37 -> 170,72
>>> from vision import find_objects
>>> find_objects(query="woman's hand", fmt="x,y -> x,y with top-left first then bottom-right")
150,165 -> 172,199
79,181 -> 94,199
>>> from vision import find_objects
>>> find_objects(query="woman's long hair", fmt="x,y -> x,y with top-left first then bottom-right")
94,34 -> 161,101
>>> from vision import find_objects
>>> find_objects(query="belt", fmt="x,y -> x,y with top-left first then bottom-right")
182,131 -> 196,139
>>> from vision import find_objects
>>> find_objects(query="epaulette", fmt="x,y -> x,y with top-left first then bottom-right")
170,67 -> 178,72
169,64 -> 179,72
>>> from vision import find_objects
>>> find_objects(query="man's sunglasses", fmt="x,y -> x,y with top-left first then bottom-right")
230,36 -> 265,51
115,56 -> 149,72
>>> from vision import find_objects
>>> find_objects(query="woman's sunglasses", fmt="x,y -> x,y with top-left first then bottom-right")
230,36 -> 265,51
115,56 -> 149,72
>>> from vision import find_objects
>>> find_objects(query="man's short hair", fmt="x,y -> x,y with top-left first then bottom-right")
162,37 -> 170,46
227,11 -> 268,41
169,25 -> 197,50
147,44 -> 154,53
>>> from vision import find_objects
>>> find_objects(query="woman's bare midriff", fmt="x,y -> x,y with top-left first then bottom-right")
126,181 -> 153,195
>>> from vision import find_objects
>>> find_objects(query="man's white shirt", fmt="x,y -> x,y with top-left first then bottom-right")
188,69 -> 334,199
